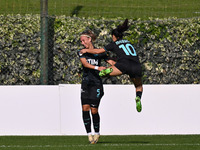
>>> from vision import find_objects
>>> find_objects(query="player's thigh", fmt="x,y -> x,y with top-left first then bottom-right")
109,66 -> 123,76
90,84 -> 104,108
91,107 -> 98,114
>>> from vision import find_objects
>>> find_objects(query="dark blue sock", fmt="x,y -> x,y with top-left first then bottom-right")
92,113 -> 100,133
136,91 -> 142,99
82,111 -> 91,133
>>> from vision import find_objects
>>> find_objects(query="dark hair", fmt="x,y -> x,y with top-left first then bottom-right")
111,19 -> 129,39
81,30 -> 97,42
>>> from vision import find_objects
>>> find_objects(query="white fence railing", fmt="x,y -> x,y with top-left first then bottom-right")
0,84 -> 199,135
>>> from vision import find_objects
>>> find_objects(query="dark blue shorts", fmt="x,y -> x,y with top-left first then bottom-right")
115,59 -> 142,78
81,83 -> 104,108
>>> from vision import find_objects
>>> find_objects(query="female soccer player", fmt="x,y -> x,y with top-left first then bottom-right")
78,30 -> 112,144
80,19 -> 143,113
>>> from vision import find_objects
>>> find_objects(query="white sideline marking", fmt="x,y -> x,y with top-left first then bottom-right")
0,143 -> 199,148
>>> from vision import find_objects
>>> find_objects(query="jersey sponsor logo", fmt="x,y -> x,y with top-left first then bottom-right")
87,59 -> 99,65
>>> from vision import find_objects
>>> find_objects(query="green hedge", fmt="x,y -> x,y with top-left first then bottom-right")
0,15 -> 200,84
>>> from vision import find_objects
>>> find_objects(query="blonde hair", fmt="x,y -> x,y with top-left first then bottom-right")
80,30 -> 97,42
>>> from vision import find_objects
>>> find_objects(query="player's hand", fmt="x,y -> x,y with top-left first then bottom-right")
98,66 -> 106,71
80,49 -> 87,54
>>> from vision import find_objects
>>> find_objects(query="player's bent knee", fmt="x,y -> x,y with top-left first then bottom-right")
91,108 -> 98,114
82,104 -> 91,111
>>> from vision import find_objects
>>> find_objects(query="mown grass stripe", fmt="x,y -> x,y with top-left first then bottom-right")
0,143 -> 199,148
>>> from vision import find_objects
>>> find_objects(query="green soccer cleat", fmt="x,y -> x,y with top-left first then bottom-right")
99,68 -> 113,77
135,96 -> 142,112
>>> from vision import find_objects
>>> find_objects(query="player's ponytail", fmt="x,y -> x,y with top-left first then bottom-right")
112,19 -> 129,39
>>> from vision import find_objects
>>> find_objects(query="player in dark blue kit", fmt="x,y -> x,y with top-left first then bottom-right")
78,30 -> 113,144
80,19 -> 143,113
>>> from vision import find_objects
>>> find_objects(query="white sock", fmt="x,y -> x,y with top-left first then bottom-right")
87,132 -> 92,136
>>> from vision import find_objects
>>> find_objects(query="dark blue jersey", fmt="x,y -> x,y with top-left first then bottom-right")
104,39 -> 140,64
77,50 -> 107,85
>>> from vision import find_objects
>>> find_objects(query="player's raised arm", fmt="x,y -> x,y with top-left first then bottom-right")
80,48 -> 106,54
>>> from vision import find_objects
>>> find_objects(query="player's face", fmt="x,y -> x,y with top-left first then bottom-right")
112,35 -> 117,42
80,36 -> 92,49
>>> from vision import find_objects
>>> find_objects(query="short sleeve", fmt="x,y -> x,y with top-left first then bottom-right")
104,42 -> 115,52
77,50 -> 85,58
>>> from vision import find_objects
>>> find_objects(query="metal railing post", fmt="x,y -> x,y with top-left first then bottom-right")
40,0 -> 48,85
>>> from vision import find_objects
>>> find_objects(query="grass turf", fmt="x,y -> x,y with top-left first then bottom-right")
0,135 -> 200,150
0,0 -> 200,19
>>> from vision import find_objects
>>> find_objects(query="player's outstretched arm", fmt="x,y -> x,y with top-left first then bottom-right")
80,58 -> 106,71
80,48 -> 105,54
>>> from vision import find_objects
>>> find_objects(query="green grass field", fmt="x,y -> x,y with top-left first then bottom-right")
0,135 -> 200,150
0,0 -> 200,19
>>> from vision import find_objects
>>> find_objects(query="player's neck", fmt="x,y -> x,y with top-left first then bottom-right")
88,44 -> 94,49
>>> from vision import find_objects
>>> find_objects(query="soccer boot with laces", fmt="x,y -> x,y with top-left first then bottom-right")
88,135 -> 94,144
135,96 -> 142,112
99,68 -> 113,77
93,134 -> 100,144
